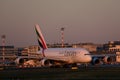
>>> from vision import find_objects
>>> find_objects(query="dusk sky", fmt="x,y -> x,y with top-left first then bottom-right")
0,0 -> 120,47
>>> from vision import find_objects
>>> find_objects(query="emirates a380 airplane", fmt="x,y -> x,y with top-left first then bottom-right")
35,24 -> 92,67
15,24 -> 115,67
34,24 -> 113,67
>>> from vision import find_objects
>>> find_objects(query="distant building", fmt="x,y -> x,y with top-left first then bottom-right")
28,45 -> 40,54
21,45 -> 40,56
72,43 -> 98,52
0,46 -> 17,63
97,41 -> 120,53
48,43 -> 98,52
17,48 -> 24,56
48,43 -> 72,48
116,52 -> 120,62
0,46 -> 15,56
0,45 -> 40,65
21,47 -> 29,56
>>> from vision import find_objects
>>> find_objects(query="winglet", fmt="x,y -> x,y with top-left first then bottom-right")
35,24 -> 48,49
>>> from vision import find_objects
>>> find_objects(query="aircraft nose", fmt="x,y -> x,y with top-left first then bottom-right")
86,55 -> 92,62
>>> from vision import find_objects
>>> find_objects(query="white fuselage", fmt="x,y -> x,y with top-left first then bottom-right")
38,48 -> 92,64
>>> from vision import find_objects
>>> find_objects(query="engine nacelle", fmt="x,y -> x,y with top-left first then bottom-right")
40,59 -> 53,67
103,56 -> 113,63
91,57 -> 100,65
15,57 -> 28,65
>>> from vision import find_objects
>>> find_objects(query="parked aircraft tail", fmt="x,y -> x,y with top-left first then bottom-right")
35,24 -> 48,49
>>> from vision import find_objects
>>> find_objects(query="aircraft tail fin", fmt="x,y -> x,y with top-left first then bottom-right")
35,24 -> 48,49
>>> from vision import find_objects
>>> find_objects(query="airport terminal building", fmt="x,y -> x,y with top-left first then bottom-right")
97,41 -> 120,53
97,41 -> 120,63
0,45 -> 40,65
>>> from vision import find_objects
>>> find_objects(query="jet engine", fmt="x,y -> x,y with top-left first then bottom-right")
91,57 -> 100,65
40,59 -> 53,67
15,57 -> 28,65
103,56 -> 113,63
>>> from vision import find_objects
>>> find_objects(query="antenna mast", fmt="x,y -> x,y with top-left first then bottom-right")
61,27 -> 65,48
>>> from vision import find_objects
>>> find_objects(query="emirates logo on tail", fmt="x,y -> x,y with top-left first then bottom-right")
35,24 -> 47,50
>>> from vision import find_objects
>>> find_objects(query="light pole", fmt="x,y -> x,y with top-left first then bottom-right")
61,27 -> 65,48
1,35 -> 6,65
